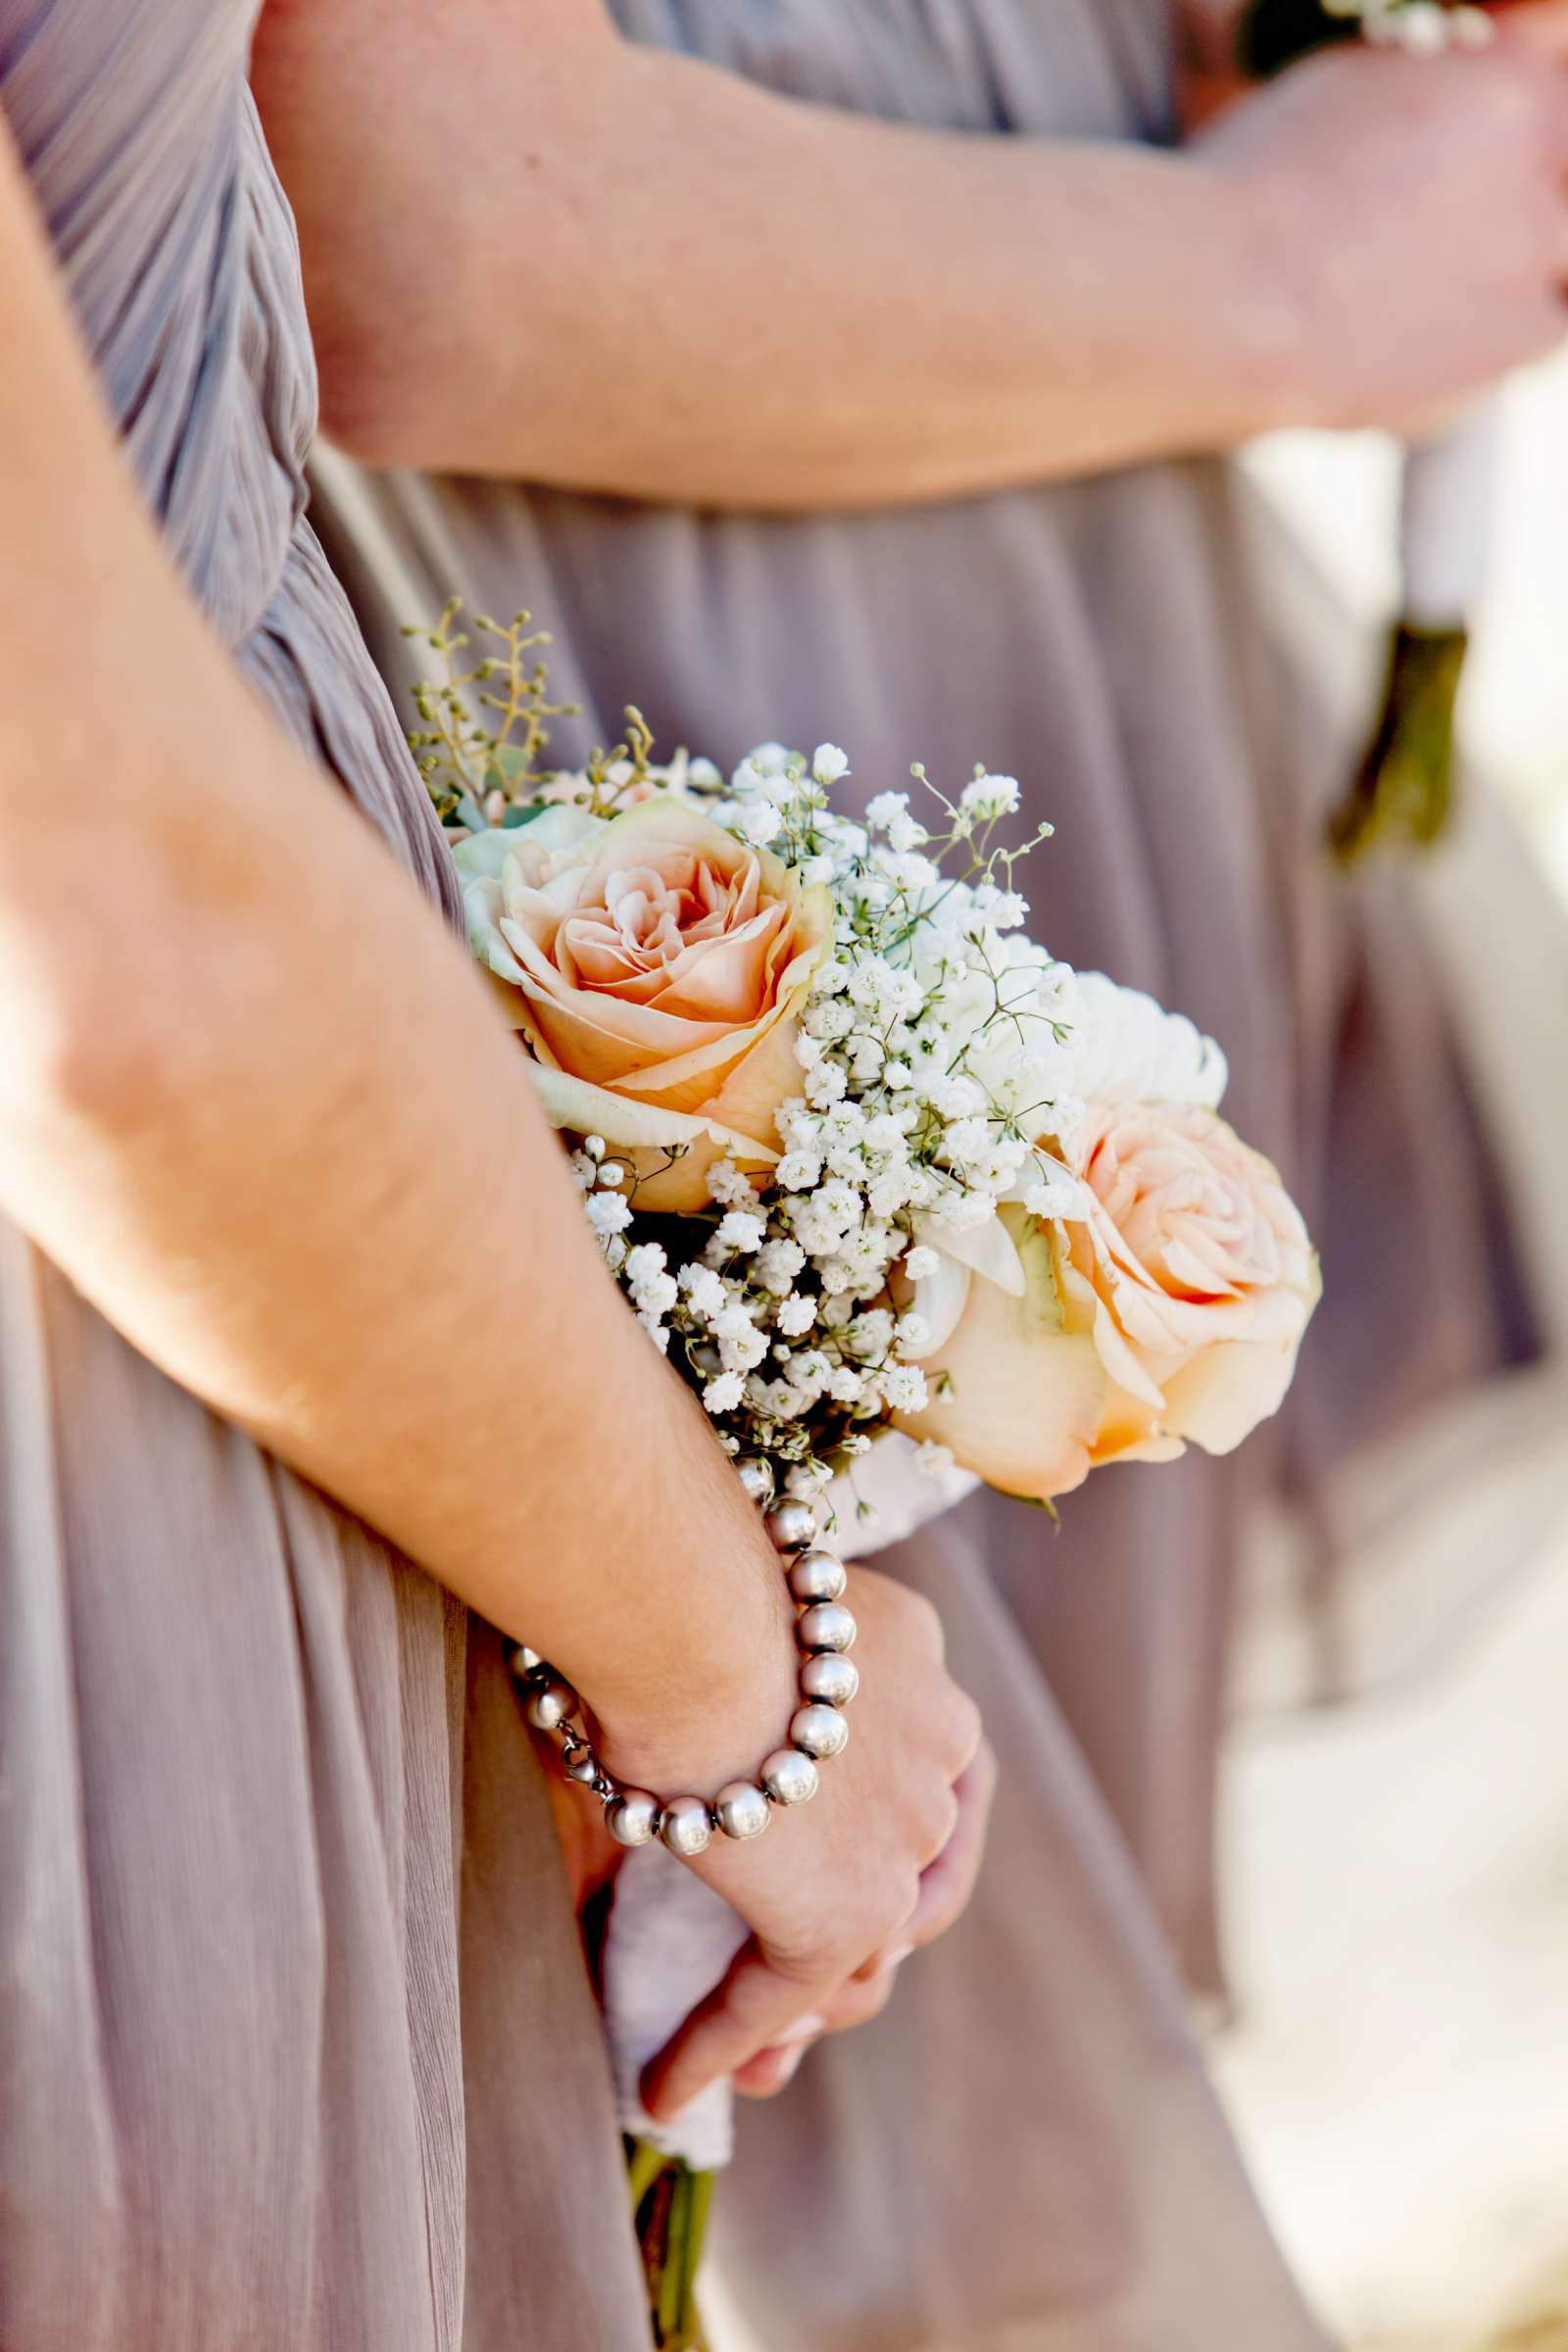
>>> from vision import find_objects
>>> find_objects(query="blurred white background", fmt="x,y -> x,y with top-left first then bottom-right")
711,356 -> 1568,2352
1217,353 -> 1568,2352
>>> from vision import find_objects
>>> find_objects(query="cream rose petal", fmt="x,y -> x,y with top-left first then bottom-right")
526,1066 -> 779,1202
910,1254 -> 972,1356
451,829 -> 515,884
620,1129 -> 760,1215
605,936 -> 826,1110
457,818 -> 612,1003
451,806 -> 608,886
902,1218 -> 1107,1502
503,919 -> 826,1109
595,982 -> 822,1213
1159,1336 -> 1301,1453
510,948 -> 749,1076
1055,1103 -> 1320,1461
1068,972 -> 1229,1112
912,1211 -> 1028,1299
463,877 -> 531,993
1161,1237 -> 1240,1296
1088,1283 -> 1174,1413
688,996 -> 811,1152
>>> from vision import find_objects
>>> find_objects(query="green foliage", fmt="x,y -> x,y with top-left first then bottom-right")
626,2139 -> 715,2351
402,600 -> 577,827
404,600 -> 670,831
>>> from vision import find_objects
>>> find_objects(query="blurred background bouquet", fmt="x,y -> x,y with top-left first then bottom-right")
1188,0 -> 1529,865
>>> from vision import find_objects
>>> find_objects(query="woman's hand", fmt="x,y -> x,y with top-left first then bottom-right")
1191,6 -> 1568,434
547,1773 -> 625,1916
631,1567 -> 989,2124
729,1743 -> 999,2101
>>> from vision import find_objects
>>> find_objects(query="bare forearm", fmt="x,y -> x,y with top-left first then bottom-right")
0,122 -> 787,1768
253,0 -> 1284,509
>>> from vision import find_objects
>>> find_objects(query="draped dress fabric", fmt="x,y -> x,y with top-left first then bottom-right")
0,6 -> 655,2347
308,2 -> 1563,2345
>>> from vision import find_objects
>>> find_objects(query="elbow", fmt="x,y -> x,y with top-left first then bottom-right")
3,959 -> 200,1150
0,871 -> 224,1154
310,277 -> 503,474
5,936 -> 205,1138
313,319 -> 430,470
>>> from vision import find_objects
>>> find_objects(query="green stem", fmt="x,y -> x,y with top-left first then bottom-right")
627,2139 -> 717,2352
627,2135 -> 667,2213
657,2166 -> 691,2344
681,2169 -> 716,2329
1326,622 -> 1468,871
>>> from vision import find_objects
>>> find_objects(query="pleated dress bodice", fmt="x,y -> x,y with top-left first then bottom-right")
0,8 -> 651,2346
1,0 -> 459,901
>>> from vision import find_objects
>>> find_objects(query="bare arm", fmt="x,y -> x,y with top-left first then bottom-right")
251,0 -> 1277,506
252,0 -> 1568,512
0,114 -> 788,1769
0,119 -> 991,2081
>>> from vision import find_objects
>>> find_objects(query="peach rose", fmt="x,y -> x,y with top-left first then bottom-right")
901,1100 -> 1319,1501
454,799 -> 831,1210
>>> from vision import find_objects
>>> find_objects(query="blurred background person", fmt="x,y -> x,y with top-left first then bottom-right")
1191,362 -> 1568,2352
253,2 -> 1568,2346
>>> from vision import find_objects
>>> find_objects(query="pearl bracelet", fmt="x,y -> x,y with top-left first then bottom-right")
505,1475 -> 855,1859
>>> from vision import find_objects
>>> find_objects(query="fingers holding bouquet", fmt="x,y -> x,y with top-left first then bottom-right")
641,1568 -> 985,2125
1179,0 -> 1568,861
728,1739 -> 1000,2103
1183,1 -> 1568,434
1491,0 -> 1568,46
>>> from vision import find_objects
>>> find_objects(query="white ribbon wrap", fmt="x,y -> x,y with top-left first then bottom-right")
605,1843 -> 751,2170
1399,399 -> 1503,631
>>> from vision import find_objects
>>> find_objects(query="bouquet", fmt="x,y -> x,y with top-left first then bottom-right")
409,608 -> 1320,2343
1203,0 -> 1511,866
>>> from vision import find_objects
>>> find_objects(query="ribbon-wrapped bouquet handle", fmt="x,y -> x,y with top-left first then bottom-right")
1328,402 -> 1502,863
1235,0 -> 1507,864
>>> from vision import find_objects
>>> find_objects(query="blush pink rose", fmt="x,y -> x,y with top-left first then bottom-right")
456,799 -> 831,1210
902,1101 -> 1319,1501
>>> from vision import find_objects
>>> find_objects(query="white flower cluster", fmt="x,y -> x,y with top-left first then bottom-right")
574,742 -> 1088,1509
1326,0 -> 1493,51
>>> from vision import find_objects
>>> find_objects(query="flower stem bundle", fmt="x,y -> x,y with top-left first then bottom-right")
628,2140 -> 714,2350
1237,0 -> 1504,868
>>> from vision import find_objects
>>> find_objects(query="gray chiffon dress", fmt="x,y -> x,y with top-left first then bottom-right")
307,3 -> 1564,2347
0,5 -> 655,2346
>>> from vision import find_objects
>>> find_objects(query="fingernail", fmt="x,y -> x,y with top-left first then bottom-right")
770,2045 -> 806,2086
884,1944 -> 915,1970
641,2068 -> 696,2123
772,2012 -> 826,2048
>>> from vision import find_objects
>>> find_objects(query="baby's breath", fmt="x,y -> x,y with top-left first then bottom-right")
553,736 -> 1087,1521
410,606 -> 1090,1528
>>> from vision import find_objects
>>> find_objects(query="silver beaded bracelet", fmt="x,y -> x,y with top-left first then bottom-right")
506,1472 -> 855,1859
